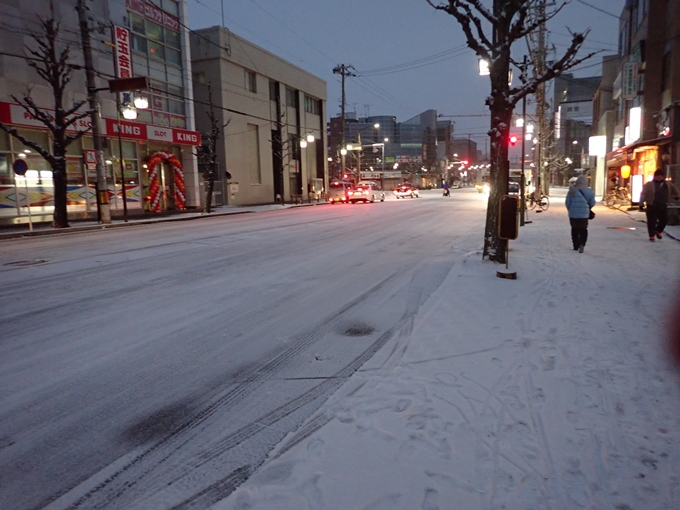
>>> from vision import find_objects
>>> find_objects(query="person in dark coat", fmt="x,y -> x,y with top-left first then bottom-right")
565,175 -> 596,253
639,169 -> 680,241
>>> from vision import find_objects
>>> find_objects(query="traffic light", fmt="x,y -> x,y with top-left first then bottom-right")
462,160 -> 469,166
509,135 -> 519,146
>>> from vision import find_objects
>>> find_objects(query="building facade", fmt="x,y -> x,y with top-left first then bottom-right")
0,0 -> 201,225
606,0 -> 680,203
190,27 -> 327,206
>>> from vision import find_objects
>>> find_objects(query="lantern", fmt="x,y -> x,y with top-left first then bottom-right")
621,164 -> 631,179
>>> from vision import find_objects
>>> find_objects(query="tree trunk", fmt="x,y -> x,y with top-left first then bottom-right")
205,165 -> 215,213
482,79 -> 514,263
52,158 -> 69,228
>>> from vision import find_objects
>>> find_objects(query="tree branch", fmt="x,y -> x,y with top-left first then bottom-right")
0,123 -> 55,165
426,0 -> 492,60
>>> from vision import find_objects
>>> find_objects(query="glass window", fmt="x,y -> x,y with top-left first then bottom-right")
131,13 -> 145,35
245,70 -> 256,93
137,110 -> 153,124
152,94 -> 168,112
148,40 -> 165,61
269,80 -> 277,101
0,154 -> 9,182
286,87 -> 296,107
165,29 -> 180,49
132,54 -> 149,75
16,129 -> 49,153
168,99 -> 184,115
166,47 -> 181,66
304,95 -> 320,115
162,0 -> 179,16
149,59 -> 166,80
153,111 -> 170,127
132,34 -> 147,54
167,84 -> 182,98
147,22 -> 164,43
167,65 -> 183,85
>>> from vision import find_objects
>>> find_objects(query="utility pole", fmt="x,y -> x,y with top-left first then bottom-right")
77,0 -> 111,223
333,64 -> 355,177
530,0 -> 551,196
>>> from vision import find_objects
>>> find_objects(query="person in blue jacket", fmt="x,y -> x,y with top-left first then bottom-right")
565,175 -> 596,253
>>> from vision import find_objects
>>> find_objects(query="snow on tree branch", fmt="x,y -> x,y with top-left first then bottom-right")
0,124 -> 55,165
508,31 -> 597,107
426,1 -> 492,60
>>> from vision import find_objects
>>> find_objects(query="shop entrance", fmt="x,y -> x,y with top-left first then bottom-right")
145,149 -> 185,212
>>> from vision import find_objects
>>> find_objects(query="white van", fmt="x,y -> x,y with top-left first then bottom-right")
328,181 -> 353,204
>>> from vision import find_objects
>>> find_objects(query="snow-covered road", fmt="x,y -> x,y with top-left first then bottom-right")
1,190 -> 486,509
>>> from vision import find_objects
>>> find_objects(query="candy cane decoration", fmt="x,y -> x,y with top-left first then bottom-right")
146,151 -> 186,211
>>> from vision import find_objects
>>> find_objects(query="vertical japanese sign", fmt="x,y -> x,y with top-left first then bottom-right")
113,26 -> 134,106
113,26 -> 132,79
622,62 -> 638,100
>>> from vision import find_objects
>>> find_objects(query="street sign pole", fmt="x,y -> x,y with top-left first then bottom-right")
13,159 -> 32,231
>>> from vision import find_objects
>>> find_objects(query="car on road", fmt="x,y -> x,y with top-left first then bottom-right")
393,183 -> 419,199
328,180 -> 353,204
451,180 -> 461,189
349,181 -> 386,203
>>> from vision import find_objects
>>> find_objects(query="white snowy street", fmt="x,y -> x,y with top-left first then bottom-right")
2,188 -> 680,510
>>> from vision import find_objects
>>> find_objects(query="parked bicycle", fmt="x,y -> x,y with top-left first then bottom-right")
602,186 -> 631,207
526,191 -> 549,211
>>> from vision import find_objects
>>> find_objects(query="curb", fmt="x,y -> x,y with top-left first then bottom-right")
0,201 -> 328,241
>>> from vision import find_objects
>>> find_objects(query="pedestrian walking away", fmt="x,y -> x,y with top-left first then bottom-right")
565,174 -> 596,253
639,169 -> 680,241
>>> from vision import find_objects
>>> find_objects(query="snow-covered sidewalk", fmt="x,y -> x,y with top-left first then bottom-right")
216,192 -> 680,510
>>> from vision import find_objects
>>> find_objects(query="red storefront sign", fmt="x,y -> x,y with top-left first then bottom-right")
104,118 -> 200,146
113,26 -> 132,79
0,101 -> 91,131
0,101 -> 199,146
125,0 -> 180,32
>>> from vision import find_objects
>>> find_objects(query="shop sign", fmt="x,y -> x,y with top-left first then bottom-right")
113,26 -> 132,79
622,62 -> 638,100
104,118 -> 200,146
125,0 -> 180,32
83,149 -> 97,170
0,101 -> 91,132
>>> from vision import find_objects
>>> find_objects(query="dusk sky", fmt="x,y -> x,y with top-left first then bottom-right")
187,1 -> 622,150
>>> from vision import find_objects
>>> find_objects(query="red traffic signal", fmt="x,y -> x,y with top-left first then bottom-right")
462,160 -> 469,166
509,135 -> 519,146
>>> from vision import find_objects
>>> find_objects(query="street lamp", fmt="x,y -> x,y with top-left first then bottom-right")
352,122 -> 380,183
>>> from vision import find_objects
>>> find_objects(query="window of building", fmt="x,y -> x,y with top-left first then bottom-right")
661,50 -> 671,92
127,3 -> 185,127
304,95 -> 320,115
574,106 -> 579,111
286,87 -> 297,108
245,70 -> 257,93
247,124 -> 261,184
269,80 -> 277,101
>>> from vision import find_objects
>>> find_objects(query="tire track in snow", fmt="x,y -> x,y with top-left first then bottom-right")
49,270 -> 412,509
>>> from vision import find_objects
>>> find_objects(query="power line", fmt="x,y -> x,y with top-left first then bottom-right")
356,45 -> 468,76
574,0 -> 619,19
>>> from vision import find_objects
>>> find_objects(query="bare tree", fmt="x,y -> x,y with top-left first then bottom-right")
0,4 -> 92,228
196,82 -> 230,213
427,0 -> 596,263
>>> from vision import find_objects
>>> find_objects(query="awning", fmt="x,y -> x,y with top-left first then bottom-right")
606,135 -> 673,161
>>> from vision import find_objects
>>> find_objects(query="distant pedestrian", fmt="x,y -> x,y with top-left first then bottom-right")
639,169 -> 680,241
565,175 -> 596,253
443,181 -> 450,197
